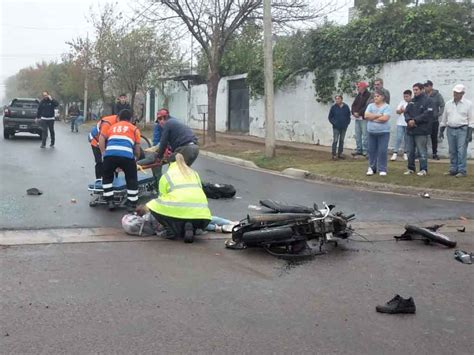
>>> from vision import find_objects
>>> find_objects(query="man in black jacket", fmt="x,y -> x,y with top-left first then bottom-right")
404,83 -> 435,176
424,80 -> 445,160
113,93 -> 131,115
351,81 -> 371,157
36,91 -> 59,148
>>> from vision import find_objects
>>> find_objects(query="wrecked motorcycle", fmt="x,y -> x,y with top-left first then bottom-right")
225,200 -> 355,258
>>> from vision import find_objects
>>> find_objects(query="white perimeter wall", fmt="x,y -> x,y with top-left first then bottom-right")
152,59 -> 474,157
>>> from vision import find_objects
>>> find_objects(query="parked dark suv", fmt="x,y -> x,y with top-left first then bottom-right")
3,98 -> 42,139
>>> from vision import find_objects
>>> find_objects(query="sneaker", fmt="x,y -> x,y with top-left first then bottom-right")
40,145 -> 46,149
376,294 -> 416,314
379,171 -> 387,176
417,170 -> 427,176
337,154 -> 346,160
50,143 -> 54,147
126,203 -> 137,213
404,170 -> 414,175
390,153 -> 398,161
107,201 -> 115,211
455,172 -> 467,178
433,154 -> 440,160
366,167 -> 374,176
444,171 -> 457,176
183,222 -> 194,243
403,153 -> 408,161
332,155 -> 338,161
351,151 -> 361,156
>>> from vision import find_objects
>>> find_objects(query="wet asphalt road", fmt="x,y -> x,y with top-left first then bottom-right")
1,121 -> 473,354
2,233 -> 473,354
0,121 -> 473,230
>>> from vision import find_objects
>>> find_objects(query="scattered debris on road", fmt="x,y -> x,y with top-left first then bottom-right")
26,188 -> 42,196
457,226 -> 466,233
419,192 -> 430,199
71,198 -> 77,203
454,250 -> 473,265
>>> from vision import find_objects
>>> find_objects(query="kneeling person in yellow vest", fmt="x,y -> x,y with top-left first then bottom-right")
146,153 -> 211,243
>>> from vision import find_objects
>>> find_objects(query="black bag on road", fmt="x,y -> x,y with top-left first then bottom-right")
202,182 -> 236,199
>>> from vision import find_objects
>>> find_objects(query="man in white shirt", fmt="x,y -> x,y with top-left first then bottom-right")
391,89 -> 412,161
439,84 -> 473,177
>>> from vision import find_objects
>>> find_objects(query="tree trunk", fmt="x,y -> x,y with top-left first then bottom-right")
207,66 -> 220,144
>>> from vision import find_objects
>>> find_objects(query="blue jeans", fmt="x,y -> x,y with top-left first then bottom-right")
393,125 -> 407,153
332,127 -> 347,156
368,132 -> 390,173
406,135 -> 428,172
354,120 -> 367,154
70,116 -> 78,132
447,126 -> 468,175
206,216 -> 232,231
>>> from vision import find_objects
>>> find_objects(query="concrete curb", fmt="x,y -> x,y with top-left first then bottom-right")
202,150 -> 474,202
199,150 -> 258,169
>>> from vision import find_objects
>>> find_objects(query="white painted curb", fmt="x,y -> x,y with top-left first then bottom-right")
200,150 -> 258,169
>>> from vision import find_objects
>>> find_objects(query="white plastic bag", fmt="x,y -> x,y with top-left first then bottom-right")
121,213 -> 159,236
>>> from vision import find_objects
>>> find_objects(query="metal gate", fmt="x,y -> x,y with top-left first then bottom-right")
228,79 -> 249,133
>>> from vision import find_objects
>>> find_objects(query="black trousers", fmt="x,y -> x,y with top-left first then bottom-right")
40,119 -> 55,146
91,145 -> 103,179
150,211 -> 209,239
430,120 -> 440,155
102,156 -> 138,205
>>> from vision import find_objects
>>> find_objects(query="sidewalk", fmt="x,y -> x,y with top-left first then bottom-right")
200,130 -> 472,165
193,130 -> 474,201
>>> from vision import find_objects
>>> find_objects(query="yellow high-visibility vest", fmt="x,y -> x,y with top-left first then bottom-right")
146,163 -> 211,220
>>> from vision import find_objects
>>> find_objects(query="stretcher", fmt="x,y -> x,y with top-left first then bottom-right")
88,135 -> 162,208
88,171 -> 157,208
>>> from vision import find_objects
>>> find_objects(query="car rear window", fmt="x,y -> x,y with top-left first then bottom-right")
11,100 -> 39,109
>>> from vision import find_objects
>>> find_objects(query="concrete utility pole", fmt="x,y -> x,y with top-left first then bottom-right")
83,34 -> 89,121
263,0 -> 275,158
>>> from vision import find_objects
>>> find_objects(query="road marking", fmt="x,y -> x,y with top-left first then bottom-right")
0,228 -> 228,246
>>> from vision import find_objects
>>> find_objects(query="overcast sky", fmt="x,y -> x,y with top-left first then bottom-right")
0,0 -> 351,103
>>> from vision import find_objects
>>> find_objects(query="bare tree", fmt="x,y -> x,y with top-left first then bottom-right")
108,26 -> 177,116
137,0 -> 337,144
68,4 -> 118,113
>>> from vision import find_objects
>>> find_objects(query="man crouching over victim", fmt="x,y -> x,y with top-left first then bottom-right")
139,153 -> 211,243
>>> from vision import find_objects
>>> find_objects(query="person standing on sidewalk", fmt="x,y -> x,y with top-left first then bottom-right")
328,95 -> 351,160
351,81 -> 371,157
36,91 -> 59,148
373,78 -> 390,104
439,84 -> 473,177
391,90 -> 412,161
404,83 -> 435,176
364,90 -> 392,176
424,80 -> 445,160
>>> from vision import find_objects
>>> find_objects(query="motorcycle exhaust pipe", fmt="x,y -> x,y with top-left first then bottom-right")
242,226 -> 294,244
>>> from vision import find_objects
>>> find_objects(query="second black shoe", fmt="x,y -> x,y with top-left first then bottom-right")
183,222 -> 194,244
376,294 -> 416,314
